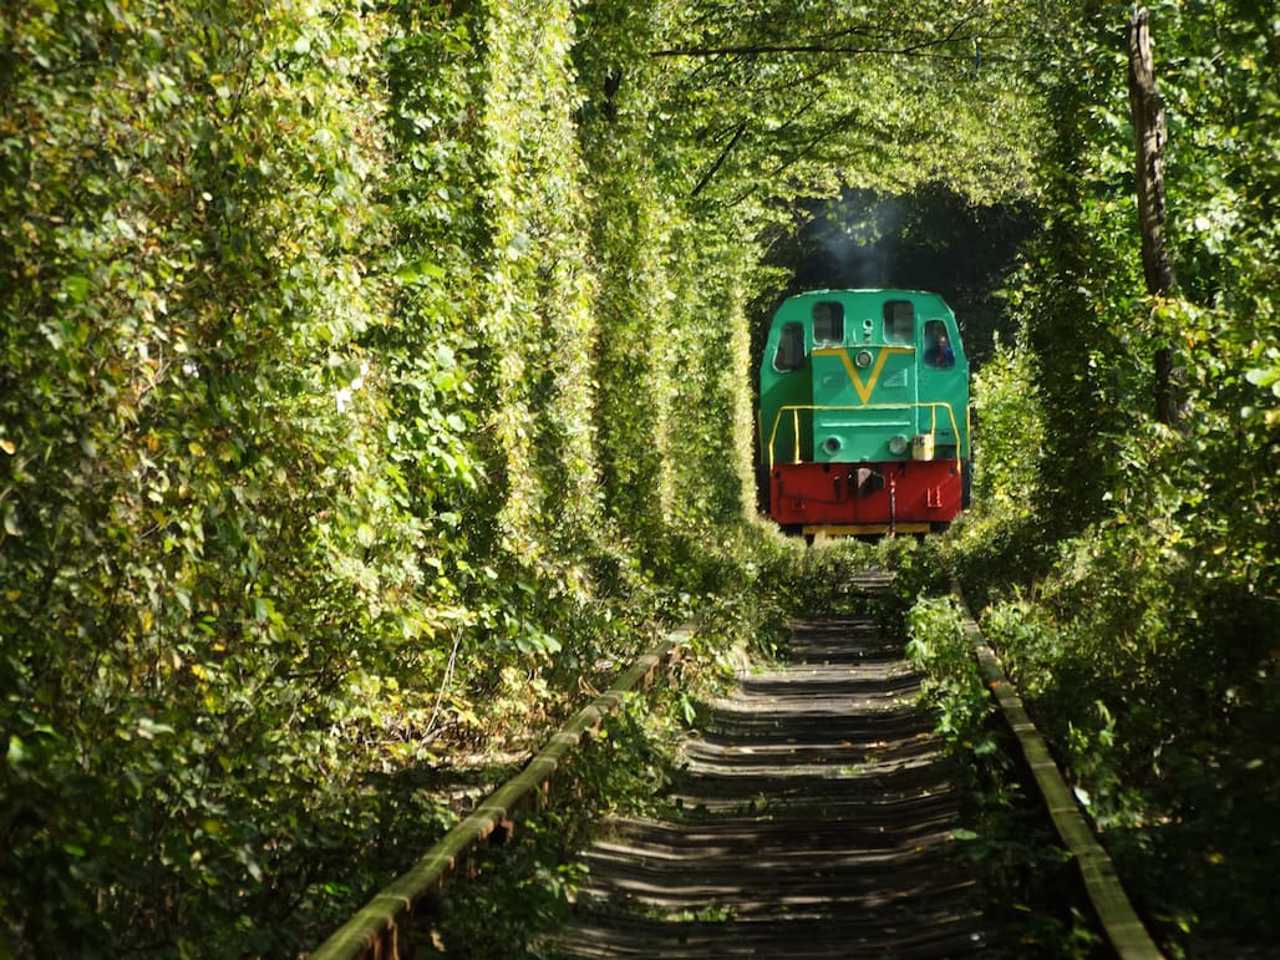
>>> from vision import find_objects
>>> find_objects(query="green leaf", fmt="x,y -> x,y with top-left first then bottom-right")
61,275 -> 91,303
137,718 -> 174,740
7,735 -> 26,767
395,260 -> 446,284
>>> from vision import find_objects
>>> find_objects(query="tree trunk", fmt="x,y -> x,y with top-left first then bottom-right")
1127,7 -> 1178,424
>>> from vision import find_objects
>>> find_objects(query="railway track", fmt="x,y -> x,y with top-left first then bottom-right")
312,571 -> 1163,960
549,615 -> 991,958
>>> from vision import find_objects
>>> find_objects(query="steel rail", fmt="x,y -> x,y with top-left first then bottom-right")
951,581 -> 1165,960
310,628 -> 691,960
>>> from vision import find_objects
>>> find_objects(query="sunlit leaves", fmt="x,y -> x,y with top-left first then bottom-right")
0,0 -> 446,951
645,0 -> 1040,210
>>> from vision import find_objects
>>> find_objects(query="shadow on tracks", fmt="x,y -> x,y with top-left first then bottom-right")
548,617 -> 994,959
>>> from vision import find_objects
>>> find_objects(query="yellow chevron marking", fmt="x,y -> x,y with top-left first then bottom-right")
813,347 -> 913,405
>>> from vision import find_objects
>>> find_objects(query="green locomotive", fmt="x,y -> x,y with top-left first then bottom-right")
758,289 -> 971,535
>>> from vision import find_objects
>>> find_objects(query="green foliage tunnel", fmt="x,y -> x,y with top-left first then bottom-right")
4,0 -> 1278,956
0,0 -> 1028,953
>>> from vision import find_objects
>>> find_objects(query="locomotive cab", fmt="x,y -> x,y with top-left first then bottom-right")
758,289 -> 970,536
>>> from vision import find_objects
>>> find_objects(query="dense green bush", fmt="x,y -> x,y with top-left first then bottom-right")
2,1 -> 431,952
904,596 -> 992,749
937,1 -> 1280,950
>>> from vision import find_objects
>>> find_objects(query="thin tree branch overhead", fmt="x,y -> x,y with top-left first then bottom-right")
691,119 -> 749,197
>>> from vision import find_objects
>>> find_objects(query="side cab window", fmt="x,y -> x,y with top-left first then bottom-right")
922,319 -> 956,369
773,321 -> 806,371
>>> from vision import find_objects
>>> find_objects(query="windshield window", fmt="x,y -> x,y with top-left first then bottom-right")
812,301 -> 844,344
883,301 -> 914,344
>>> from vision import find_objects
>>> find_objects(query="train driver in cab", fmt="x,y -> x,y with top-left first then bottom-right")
925,324 -> 955,368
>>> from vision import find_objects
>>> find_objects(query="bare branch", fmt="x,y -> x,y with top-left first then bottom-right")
691,120 -> 749,198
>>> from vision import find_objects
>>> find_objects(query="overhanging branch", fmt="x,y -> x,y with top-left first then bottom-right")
691,120 -> 749,198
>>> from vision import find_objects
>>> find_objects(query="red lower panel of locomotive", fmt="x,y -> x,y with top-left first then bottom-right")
769,460 -> 963,528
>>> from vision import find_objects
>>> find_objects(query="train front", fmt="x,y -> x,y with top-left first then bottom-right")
758,289 -> 970,537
